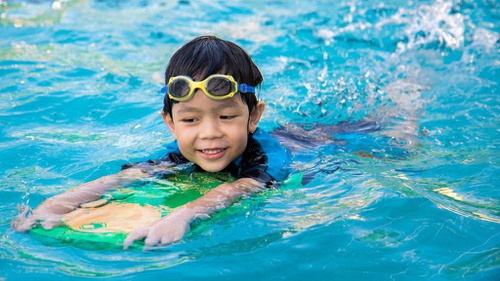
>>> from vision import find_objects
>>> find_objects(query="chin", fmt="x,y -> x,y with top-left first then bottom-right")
198,164 -> 227,173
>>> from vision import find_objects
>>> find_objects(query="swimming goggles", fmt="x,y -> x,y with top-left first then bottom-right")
161,74 -> 255,101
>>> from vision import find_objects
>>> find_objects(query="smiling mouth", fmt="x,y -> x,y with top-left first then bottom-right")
201,148 -> 225,154
198,148 -> 227,158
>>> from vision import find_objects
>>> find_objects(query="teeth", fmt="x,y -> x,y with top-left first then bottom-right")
202,149 -> 223,155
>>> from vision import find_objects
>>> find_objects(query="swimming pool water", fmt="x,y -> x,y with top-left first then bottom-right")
1,0 -> 499,280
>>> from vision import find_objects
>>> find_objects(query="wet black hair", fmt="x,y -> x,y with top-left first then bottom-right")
162,36 -> 263,117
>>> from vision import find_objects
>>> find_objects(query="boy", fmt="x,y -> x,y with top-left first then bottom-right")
11,36 -> 293,249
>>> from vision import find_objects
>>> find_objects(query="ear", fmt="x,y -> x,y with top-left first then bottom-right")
161,111 -> 177,139
248,101 -> 265,134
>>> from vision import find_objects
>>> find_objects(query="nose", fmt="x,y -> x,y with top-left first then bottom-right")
199,117 -> 223,140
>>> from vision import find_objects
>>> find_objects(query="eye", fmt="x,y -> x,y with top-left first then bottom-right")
181,118 -> 198,123
220,115 -> 236,120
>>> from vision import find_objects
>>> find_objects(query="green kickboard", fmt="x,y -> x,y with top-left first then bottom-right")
29,171 -> 302,250
30,171 -> 234,250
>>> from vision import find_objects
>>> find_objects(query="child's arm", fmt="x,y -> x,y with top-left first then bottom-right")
11,167 -> 148,233
123,177 -> 265,249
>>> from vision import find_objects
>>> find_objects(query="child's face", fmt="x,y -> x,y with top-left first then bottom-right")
162,90 -> 264,172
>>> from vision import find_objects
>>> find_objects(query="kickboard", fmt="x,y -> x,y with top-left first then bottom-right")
29,170 -> 234,250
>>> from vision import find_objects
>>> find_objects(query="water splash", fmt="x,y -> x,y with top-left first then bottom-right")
389,0 -> 465,52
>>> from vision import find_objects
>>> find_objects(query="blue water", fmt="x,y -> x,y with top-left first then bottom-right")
1,0 -> 499,280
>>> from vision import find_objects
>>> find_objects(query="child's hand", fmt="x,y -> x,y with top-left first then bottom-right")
11,204 -> 64,233
123,207 -> 194,250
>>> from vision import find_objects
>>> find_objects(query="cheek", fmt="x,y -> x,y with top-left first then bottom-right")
176,134 -> 195,160
232,127 -> 250,148
175,129 -> 193,145
170,125 -> 189,147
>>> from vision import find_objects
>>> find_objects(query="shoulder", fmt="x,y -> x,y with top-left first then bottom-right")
251,128 -> 292,182
158,140 -> 188,165
252,128 -> 292,159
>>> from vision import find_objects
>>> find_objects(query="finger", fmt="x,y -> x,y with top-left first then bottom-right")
144,230 -> 163,247
160,235 -> 177,246
151,228 -> 185,248
11,206 -> 35,233
151,223 -> 190,247
123,226 -> 149,250
40,218 -> 63,230
11,217 -> 35,233
142,235 -> 173,251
